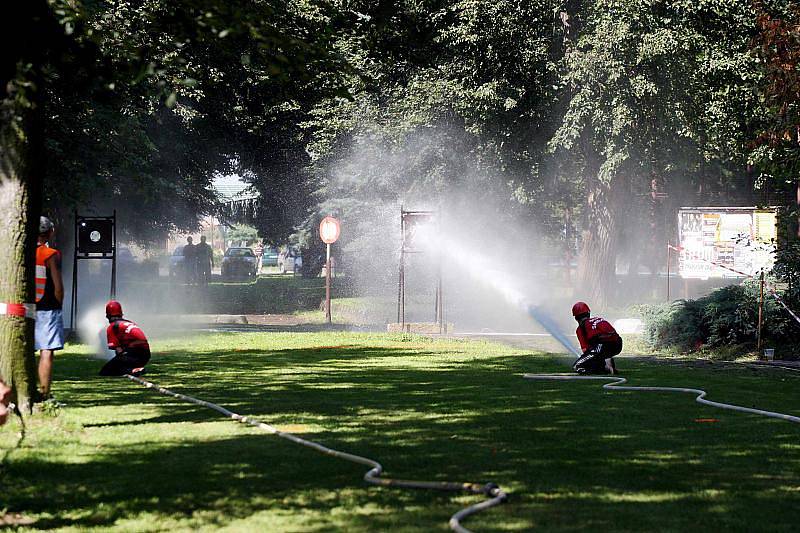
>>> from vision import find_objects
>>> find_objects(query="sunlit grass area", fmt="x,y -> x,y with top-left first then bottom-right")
2,332 -> 799,531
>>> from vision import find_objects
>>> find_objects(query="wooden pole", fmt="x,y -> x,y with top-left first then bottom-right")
757,271 -> 765,355
110,210 -> 117,300
666,241 -> 670,302
70,211 -> 78,331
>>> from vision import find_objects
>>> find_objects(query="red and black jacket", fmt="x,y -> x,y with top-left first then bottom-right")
576,316 -> 621,352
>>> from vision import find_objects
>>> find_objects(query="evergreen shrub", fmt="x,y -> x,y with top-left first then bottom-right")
637,279 -> 800,359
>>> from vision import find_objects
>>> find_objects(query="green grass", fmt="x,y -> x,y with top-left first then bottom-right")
2,333 -> 800,531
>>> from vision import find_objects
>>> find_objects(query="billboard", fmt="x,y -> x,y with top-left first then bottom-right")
677,207 -> 777,279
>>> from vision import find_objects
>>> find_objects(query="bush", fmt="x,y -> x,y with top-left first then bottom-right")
637,280 -> 800,359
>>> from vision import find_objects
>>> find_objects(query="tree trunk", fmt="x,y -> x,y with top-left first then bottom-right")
0,124 -> 42,415
1,11 -> 46,412
577,173 -> 622,308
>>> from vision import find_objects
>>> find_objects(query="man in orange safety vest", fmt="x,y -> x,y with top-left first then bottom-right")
35,216 -> 64,400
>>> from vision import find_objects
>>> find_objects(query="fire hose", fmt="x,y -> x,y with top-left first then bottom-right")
125,374 -> 507,532
523,374 -> 800,424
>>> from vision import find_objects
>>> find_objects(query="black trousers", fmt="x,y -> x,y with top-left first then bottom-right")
573,339 -> 623,374
100,348 -> 151,376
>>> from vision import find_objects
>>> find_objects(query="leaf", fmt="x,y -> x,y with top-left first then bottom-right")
165,92 -> 177,108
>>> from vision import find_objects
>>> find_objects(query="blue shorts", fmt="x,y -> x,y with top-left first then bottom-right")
35,309 -> 65,351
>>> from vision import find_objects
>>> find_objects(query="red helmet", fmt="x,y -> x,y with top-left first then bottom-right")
105,300 -> 123,318
572,301 -> 590,317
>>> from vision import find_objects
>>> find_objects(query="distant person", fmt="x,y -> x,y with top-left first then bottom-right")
196,235 -> 213,284
35,216 -> 64,400
253,242 -> 264,273
0,380 -> 11,425
183,236 -> 197,284
572,301 -> 622,375
100,300 -> 150,376
294,253 -> 303,277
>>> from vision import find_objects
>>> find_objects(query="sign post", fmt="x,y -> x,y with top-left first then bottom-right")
319,216 -> 340,324
757,271 -> 765,354
666,240 -> 671,302
396,209 -> 442,332
71,211 -> 117,332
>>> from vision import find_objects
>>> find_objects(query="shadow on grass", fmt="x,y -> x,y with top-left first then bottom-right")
5,343 -> 800,531
8,432 -> 466,531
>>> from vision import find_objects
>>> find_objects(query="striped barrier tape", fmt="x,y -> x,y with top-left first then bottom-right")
668,244 -> 800,326
0,303 -> 36,320
770,291 -> 800,326
668,244 -> 753,278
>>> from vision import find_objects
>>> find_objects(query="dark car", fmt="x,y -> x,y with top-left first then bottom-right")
221,247 -> 258,280
169,245 -> 185,277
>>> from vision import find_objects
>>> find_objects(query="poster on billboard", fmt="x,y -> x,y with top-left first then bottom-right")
677,207 -> 777,279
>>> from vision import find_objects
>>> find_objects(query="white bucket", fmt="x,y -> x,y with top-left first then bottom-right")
764,348 -> 775,361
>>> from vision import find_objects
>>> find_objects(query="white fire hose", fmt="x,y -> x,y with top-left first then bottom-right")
523,374 -> 800,424
125,374 -> 507,532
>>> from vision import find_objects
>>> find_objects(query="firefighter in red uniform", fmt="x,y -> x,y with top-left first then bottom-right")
572,302 -> 622,375
100,300 -> 150,376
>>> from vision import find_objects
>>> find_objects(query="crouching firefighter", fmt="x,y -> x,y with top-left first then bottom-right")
572,302 -> 622,375
100,300 -> 150,377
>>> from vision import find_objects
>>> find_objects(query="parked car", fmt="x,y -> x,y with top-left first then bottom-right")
261,246 -> 279,267
222,247 -> 258,280
169,245 -> 185,277
278,247 -> 302,274
117,245 -> 136,265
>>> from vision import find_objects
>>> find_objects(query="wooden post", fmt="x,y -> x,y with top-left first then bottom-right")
110,210 -> 117,300
757,271 -> 765,354
666,241 -> 671,302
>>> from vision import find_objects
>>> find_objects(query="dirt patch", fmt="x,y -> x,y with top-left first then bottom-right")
243,314 -> 308,326
2,513 -> 35,526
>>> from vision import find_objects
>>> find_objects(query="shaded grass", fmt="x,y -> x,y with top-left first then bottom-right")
2,333 -> 799,531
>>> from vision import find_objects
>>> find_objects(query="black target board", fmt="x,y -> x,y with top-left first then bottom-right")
77,218 -> 114,254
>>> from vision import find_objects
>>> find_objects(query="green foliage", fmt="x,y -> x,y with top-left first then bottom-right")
303,1 -> 797,299
225,224 -> 259,246
9,0 -> 353,243
751,5 -> 800,193
639,280 -> 800,357
10,0 -> 800,296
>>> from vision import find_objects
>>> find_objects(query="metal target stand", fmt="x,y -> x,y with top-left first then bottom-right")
69,211 -> 117,330
397,208 -> 445,333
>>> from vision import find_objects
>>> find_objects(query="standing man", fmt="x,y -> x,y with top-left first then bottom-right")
253,241 -> 264,274
571,301 -> 622,375
35,216 -> 65,400
183,236 -> 197,285
196,235 -> 213,284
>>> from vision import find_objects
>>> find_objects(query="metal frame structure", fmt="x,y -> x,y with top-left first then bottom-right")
396,208 -> 445,333
70,211 -> 117,330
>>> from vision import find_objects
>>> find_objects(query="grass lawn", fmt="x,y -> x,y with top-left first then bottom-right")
2,332 -> 799,531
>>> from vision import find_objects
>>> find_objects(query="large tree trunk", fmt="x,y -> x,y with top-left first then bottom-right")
0,2 -> 48,414
0,107 -> 42,415
577,173 -> 622,308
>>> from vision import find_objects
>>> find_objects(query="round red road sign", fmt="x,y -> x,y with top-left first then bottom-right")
319,216 -> 341,244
